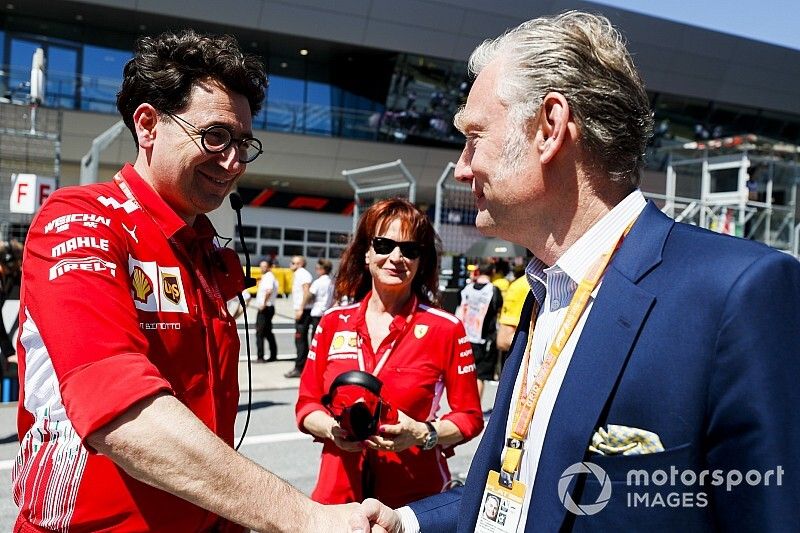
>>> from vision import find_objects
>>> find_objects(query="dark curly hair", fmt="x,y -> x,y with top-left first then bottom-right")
335,198 -> 441,305
117,29 -> 267,146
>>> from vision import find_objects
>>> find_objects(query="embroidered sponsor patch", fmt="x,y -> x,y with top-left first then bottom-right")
131,266 -> 154,304
330,331 -> 358,354
43,213 -> 111,234
97,195 -> 139,213
159,266 -> 187,312
139,322 -> 181,330
414,324 -> 429,339
51,236 -> 109,257
458,363 -> 477,374
49,256 -> 117,280
128,257 -> 188,313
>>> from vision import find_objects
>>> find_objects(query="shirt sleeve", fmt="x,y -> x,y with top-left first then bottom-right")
21,188 -> 172,442
439,320 -> 484,441
295,313 -> 332,432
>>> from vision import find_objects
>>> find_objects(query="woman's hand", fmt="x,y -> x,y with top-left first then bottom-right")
303,411 -> 364,453
365,409 -> 428,453
329,420 -> 365,453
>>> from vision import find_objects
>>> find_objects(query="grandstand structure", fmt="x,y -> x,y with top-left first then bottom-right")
2,0 -> 800,261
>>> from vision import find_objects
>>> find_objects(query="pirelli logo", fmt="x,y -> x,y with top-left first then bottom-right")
49,257 -> 117,280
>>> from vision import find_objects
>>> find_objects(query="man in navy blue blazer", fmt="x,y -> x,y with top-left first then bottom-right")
353,11 -> 800,533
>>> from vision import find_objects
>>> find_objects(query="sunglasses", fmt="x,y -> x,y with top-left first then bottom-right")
371,237 -> 422,259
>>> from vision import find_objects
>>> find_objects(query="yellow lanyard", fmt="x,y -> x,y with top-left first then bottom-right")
499,219 -> 635,488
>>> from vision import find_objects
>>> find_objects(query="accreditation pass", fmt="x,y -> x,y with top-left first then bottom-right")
475,470 -> 525,533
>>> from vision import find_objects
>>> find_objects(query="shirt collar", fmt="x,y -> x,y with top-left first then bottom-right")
355,291 -> 418,335
525,189 -> 647,301
116,163 -> 214,244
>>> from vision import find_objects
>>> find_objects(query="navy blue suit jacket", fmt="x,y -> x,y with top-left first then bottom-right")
409,202 -> 800,531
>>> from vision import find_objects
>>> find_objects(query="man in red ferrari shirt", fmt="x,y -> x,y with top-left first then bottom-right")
13,29 -> 362,532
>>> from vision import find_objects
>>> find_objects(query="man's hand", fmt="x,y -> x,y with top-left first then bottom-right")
306,502 -> 370,532
355,498 -> 403,533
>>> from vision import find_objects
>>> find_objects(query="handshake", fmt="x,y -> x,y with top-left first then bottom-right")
343,498 -> 405,533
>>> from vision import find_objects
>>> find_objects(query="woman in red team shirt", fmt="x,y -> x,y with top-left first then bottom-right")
295,198 -> 483,507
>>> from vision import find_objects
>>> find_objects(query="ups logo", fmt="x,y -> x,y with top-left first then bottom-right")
162,273 -> 181,304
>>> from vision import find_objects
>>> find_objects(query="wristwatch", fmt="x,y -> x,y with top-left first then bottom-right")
421,421 -> 438,451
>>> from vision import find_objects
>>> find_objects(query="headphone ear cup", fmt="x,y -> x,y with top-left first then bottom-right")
346,403 -> 378,441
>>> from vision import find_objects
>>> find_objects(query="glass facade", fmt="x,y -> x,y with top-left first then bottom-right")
2,10 -> 800,153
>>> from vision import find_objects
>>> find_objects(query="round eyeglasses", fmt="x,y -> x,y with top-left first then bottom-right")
163,111 -> 263,163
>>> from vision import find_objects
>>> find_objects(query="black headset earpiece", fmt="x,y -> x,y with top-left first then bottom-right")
322,370 -> 382,405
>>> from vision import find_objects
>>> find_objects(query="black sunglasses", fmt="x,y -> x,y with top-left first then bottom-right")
371,237 -> 422,259
163,111 -> 263,163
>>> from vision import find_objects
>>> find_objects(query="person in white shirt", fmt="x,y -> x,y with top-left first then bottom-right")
285,255 -> 313,378
254,259 -> 279,362
308,258 -> 334,335
353,10 -> 800,533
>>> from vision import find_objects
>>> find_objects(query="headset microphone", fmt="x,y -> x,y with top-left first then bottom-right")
229,191 -> 255,450
229,192 -> 256,289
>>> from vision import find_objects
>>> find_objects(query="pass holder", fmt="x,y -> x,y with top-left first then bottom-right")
476,470 -> 525,533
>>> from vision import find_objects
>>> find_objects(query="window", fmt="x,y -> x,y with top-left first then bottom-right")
7,36 -> 80,108
48,46 -> 79,108
307,245 -> 326,258
260,226 -> 281,239
329,247 -> 344,259
260,244 -> 279,257
235,225 -> 257,238
235,241 -> 256,254
284,228 -> 305,241
266,74 -> 304,132
283,244 -> 304,256
82,45 -> 131,112
329,231 -> 350,245
307,230 -> 327,242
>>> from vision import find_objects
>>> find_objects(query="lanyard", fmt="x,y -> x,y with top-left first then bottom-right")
357,294 -> 416,378
498,218 -> 636,488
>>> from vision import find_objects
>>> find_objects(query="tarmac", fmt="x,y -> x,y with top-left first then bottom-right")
236,295 -> 307,392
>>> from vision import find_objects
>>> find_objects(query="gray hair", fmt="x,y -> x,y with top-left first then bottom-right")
469,11 -> 653,186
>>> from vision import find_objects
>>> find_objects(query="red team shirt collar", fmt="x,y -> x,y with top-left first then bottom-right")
117,163 -> 215,246
354,291 -> 418,372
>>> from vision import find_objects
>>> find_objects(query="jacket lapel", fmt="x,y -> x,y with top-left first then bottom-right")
458,294 -> 536,533
526,202 -> 672,532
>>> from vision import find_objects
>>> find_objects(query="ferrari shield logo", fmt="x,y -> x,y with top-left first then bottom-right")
414,324 -> 429,339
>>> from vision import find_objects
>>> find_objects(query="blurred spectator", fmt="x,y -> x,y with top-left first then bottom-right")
456,262 -> 503,401
497,264 -> 528,367
255,259 -> 278,362
308,258 -> 334,336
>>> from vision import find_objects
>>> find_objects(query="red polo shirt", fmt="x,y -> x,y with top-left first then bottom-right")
296,292 -> 483,507
14,164 -> 243,532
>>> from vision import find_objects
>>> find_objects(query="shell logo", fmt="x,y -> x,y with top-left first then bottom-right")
131,266 -> 154,303
332,334 -> 345,350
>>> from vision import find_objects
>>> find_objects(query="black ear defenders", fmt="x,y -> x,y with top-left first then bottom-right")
322,370 -> 398,441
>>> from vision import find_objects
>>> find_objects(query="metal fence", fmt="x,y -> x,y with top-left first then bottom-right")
0,102 -> 62,242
